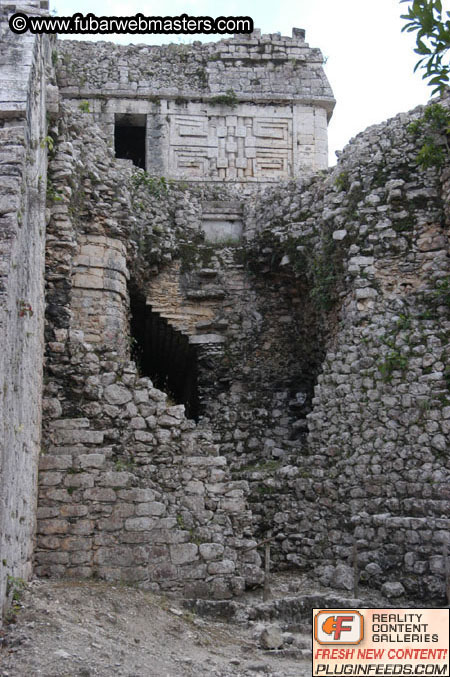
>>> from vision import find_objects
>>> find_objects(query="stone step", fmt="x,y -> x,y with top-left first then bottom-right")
195,319 -> 228,333
189,333 -> 226,345
184,592 -> 363,629
197,268 -> 219,278
186,288 -> 226,301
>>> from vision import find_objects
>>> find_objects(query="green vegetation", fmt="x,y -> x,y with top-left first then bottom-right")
396,313 -> 412,331
195,67 -> 208,87
114,457 -> 135,471
46,179 -> 63,203
308,241 -> 344,311
178,240 -> 217,272
78,100 -> 91,113
378,349 -> 409,382
377,315 -> 414,383
334,171 -> 350,192
130,171 -> 171,198
408,103 -> 450,169
237,459 -> 281,473
4,575 -> 26,623
40,135 -> 54,152
246,227 -> 345,313
210,88 -> 238,108
401,0 -> 450,95
6,575 -> 26,604
433,275 -> 450,307
256,484 -> 277,496
418,275 -> 450,316
444,365 -> 450,391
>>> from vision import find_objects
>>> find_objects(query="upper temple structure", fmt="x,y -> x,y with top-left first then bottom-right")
1,0 -> 449,621
57,27 -> 335,181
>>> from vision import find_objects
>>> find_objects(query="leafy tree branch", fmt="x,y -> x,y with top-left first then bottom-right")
401,0 -> 450,94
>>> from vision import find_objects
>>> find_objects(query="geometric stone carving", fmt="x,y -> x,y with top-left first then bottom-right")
170,147 -> 211,177
168,110 -> 293,181
170,115 -> 209,145
253,148 -> 291,178
253,118 -> 291,145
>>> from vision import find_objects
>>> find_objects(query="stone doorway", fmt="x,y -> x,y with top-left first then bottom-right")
114,113 -> 146,169
129,287 -> 200,420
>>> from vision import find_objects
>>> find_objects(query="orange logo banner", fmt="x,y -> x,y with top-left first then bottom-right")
312,608 -> 449,676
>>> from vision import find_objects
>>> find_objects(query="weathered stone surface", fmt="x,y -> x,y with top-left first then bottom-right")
199,543 -> 224,561
0,0 -> 48,614
170,544 -> 199,565
99,472 -> 131,488
208,560 -> 236,575
104,384 -> 132,405
381,582 -> 405,598
259,626 -> 284,650
3,2 -> 450,616
332,565 -> 354,592
135,502 -> 166,517
84,488 -> 116,502
76,454 -> 106,469
124,517 -> 155,531
57,31 -> 334,181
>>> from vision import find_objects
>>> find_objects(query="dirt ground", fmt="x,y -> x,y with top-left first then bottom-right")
0,578 -> 312,677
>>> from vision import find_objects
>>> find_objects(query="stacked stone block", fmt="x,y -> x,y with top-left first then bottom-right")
2,10 -> 450,612
247,100 -> 450,599
39,105 -> 263,598
71,235 -> 129,355
40,83 -> 450,600
0,0 -> 50,618
37,355 -> 261,598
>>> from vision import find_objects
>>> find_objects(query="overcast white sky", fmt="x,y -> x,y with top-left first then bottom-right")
52,0 -> 447,165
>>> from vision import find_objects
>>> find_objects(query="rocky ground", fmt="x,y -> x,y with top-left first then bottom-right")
0,574 -> 423,677
0,577 -> 311,677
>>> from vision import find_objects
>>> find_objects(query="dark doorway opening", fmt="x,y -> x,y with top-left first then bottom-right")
129,287 -> 200,421
114,114 -> 146,169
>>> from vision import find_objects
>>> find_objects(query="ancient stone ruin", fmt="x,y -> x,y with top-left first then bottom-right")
1,0 -> 449,618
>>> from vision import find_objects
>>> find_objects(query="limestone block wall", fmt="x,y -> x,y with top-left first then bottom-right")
71,235 -> 130,356
1,15 -> 445,603
38,106 -> 263,597
38,354 -> 261,599
39,99 -> 330,593
248,99 -> 450,599
41,96 -> 447,601
56,30 -> 334,180
0,1 -> 50,618
105,167 -> 326,563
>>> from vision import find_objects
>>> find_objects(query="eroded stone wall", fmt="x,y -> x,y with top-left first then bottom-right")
0,0 -> 50,617
39,90 -> 450,601
2,17 -> 449,609
38,106 -> 263,598
248,102 -> 450,599
71,235 -> 129,355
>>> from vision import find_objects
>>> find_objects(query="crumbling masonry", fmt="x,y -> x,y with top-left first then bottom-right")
1,0 -> 449,616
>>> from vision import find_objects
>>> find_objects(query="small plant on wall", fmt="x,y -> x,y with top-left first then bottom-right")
210,88 -> 238,108
408,102 -> 450,169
